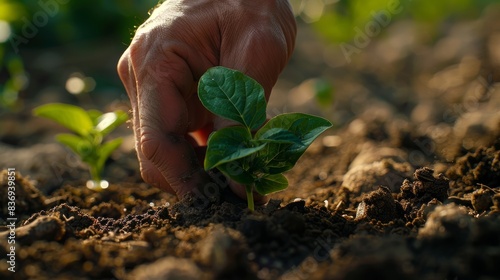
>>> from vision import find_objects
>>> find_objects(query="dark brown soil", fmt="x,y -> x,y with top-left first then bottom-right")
1,142 -> 499,280
1,7 -> 500,280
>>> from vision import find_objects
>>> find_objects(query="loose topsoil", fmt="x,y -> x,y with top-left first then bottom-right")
1,8 -> 500,280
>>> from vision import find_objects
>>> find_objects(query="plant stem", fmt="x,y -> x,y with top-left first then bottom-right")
89,165 -> 101,182
246,184 -> 255,211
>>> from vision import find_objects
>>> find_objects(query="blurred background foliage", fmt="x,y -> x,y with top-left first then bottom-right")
291,0 -> 497,42
0,0 -> 498,113
1,0 -> 157,48
0,0 -> 157,112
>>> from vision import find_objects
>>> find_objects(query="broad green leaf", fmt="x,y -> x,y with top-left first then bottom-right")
255,128 -> 303,145
254,174 -> 288,195
204,126 -> 266,170
55,133 -> 87,156
96,138 -> 123,175
254,113 -> 332,174
217,161 -> 255,185
252,128 -> 301,173
95,110 -> 128,136
33,103 -> 93,136
198,66 -> 266,130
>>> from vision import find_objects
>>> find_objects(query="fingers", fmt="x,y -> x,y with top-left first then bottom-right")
219,0 -> 297,97
133,45 -> 213,197
117,48 -> 175,194
118,1 -> 219,198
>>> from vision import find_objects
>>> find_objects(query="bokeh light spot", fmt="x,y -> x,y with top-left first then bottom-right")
0,20 -> 11,43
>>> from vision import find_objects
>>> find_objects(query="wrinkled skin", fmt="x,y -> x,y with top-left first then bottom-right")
117,0 -> 296,202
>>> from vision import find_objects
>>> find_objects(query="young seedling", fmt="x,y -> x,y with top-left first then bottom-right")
198,66 -> 332,211
33,103 -> 128,190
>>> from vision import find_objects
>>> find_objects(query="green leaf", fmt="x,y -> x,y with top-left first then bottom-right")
198,66 -> 266,130
55,133 -> 87,156
33,103 -> 93,136
95,138 -> 123,176
95,110 -> 128,136
254,113 -> 332,174
217,162 -> 255,185
254,174 -> 288,195
256,127 -> 303,145
205,126 -> 266,170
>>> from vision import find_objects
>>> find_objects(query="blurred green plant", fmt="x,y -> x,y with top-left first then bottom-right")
0,0 -> 157,112
314,78 -> 335,109
291,0 -> 498,43
0,0 -> 25,111
0,44 -> 27,111
2,0 -> 157,48
33,103 -> 128,190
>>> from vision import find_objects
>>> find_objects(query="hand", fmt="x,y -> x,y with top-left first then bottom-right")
117,0 -> 296,201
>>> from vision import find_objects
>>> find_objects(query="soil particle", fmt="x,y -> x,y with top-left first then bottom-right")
446,142 -> 500,196
417,203 -> 473,241
272,208 -> 306,234
40,204 -> 96,239
414,204 -> 500,280
471,185 -> 495,213
240,215 -> 268,243
412,167 -> 450,203
349,145 -> 409,167
90,201 -> 125,219
195,226 -> 252,278
128,256 -> 203,280
397,167 -> 450,205
0,143 -> 82,193
453,111 -> 500,151
0,216 -> 65,246
395,168 -> 451,228
313,236 -> 415,280
0,169 -> 46,222
355,186 -> 402,223
341,158 -> 413,203
283,199 -> 306,212
493,193 -> 500,212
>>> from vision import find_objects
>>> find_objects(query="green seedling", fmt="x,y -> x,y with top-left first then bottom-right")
33,103 -> 128,190
198,66 -> 332,211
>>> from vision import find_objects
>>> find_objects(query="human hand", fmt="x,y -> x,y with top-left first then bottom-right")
117,0 -> 296,201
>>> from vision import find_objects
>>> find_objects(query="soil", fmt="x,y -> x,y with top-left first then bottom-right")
1,8 -> 500,280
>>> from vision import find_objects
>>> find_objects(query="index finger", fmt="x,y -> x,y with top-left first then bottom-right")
133,49 -> 211,196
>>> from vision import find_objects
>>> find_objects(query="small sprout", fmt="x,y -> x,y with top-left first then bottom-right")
33,103 -> 128,190
198,66 -> 332,211
314,78 -> 334,108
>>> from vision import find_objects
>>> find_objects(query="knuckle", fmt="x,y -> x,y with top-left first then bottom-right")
139,164 -> 154,185
117,53 -> 130,80
140,131 -> 162,163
